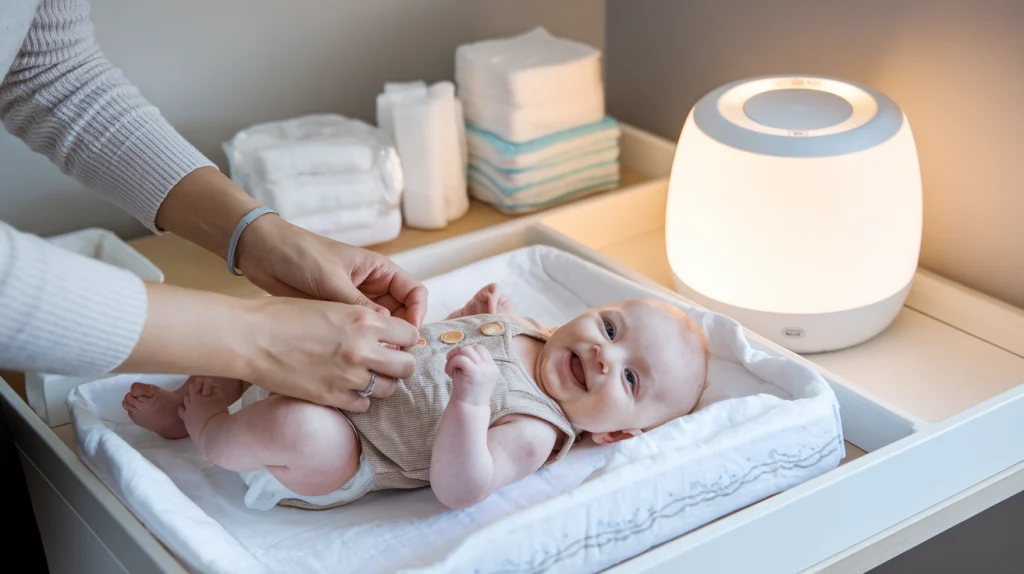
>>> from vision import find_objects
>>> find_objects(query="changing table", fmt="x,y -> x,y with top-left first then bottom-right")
2,124 -> 1023,574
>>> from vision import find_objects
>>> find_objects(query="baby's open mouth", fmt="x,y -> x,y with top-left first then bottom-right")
569,351 -> 588,391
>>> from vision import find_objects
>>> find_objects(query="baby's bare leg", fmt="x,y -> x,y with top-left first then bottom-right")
123,375 -> 249,440
181,378 -> 360,497
445,283 -> 514,320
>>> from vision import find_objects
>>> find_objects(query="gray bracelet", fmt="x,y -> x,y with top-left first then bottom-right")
227,206 -> 277,276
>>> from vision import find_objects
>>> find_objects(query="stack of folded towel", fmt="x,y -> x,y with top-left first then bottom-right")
456,27 -> 621,213
376,81 -> 468,230
223,115 -> 404,246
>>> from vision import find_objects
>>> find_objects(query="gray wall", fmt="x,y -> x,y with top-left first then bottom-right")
0,0 -> 604,239
606,0 -> 1024,308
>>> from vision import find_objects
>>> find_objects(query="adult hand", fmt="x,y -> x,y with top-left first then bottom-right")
241,296 -> 419,411
236,214 -> 428,328
155,167 -> 428,328
121,283 -> 420,412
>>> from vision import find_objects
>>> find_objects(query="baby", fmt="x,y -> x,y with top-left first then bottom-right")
123,284 -> 709,510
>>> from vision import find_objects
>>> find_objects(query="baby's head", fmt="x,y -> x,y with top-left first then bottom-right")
537,299 -> 709,445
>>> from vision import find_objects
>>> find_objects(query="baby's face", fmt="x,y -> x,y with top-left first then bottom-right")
536,300 -> 707,441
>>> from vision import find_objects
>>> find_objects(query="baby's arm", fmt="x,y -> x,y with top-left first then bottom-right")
430,345 -> 557,509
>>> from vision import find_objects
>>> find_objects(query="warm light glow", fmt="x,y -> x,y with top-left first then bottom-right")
666,110 -> 923,315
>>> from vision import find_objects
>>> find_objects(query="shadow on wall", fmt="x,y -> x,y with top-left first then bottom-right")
605,0 -> 1024,308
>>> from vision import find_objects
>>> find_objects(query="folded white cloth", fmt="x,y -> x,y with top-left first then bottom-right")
455,27 -> 602,107
305,206 -> 402,247
223,115 -> 404,223
466,115 -> 620,169
288,204 -> 386,234
377,81 -> 469,229
460,88 -> 604,143
252,141 -> 375,183
251,171 -> 401,220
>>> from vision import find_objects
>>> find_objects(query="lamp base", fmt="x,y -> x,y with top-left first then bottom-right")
672,276 -> 912,354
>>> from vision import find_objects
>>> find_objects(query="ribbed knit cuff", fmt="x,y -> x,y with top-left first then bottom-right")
0,223 -> 148,376
77,106 -> 216,232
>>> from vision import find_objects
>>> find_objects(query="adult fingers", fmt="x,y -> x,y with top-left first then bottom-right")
360,344 -> 417,381
382,268 -> 428,328
375,315 -> 420,349
321,272 -> 390,315
366,372 -> 398,399
400,285 -> 429,329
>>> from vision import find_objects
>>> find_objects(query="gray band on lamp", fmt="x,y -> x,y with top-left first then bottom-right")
227,206 -> 277,276
692,74 -> 904,158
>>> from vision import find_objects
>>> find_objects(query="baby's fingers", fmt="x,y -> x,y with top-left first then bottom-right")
445,355 -> 472,379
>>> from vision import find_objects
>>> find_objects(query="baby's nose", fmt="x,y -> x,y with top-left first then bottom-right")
592,344 -> 609,374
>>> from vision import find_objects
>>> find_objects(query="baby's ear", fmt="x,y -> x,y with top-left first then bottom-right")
591,429 -> 642,445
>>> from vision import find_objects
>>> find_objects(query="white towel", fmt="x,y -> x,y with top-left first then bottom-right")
378,81 -> 469,230
252,141 -> 375,184
431,82 -> 470,222
223,114 -> 405,217
376,81 -> 428,143
460,89 -> 605,143
288,204 -> 387,235
455,27 -> 602,107
308,206 -> 403,247
252,171 -> 400,220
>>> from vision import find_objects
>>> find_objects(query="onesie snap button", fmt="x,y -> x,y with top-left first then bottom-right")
479,322 -> 504,336
415,338 -> 426,348
439,330 -> 465,344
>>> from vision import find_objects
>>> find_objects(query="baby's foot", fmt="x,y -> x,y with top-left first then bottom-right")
179,377 -> 230,449
446,283 -> 514,319
122,382 -> 188,439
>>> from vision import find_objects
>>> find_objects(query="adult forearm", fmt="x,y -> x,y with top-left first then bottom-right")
430,400 -> 495,509
117,283 -> 254,380
154,167 -> 262,261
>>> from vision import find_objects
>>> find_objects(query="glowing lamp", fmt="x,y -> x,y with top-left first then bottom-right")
666,75 -> 922,353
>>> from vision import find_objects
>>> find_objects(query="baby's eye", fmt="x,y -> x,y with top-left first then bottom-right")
625,370 -> 636,387
603,320 -> 616,340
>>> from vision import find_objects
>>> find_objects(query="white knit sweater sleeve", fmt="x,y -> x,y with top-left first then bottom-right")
0,222 -> 148,375
0,0 -> 214,374
0,0 -> 215,231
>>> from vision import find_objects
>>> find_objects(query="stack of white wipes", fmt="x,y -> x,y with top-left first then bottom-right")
456,28 -> 620,213
223,115 -> 403,246
376,81 -> 469,230
456,27 -> 603,142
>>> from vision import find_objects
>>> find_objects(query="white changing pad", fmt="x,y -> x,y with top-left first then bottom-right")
69,245 -> 844,574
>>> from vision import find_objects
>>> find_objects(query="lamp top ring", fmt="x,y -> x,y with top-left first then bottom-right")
692,75 -> 904,158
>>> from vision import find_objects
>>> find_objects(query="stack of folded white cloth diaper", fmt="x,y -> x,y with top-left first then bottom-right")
456,27 -> 621,213
376,81 -> 469,230
223,115 -> 404,246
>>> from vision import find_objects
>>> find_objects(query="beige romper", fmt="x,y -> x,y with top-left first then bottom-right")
253,314 -> 578,510
348,313 -> 577,491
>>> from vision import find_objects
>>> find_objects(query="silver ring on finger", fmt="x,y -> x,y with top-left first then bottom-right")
359,371 -> 377,398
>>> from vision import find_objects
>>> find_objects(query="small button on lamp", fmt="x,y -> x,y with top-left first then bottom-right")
666,75 -> 922,353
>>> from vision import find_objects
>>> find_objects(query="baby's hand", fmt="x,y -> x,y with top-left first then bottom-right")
445,344 -> 499,406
